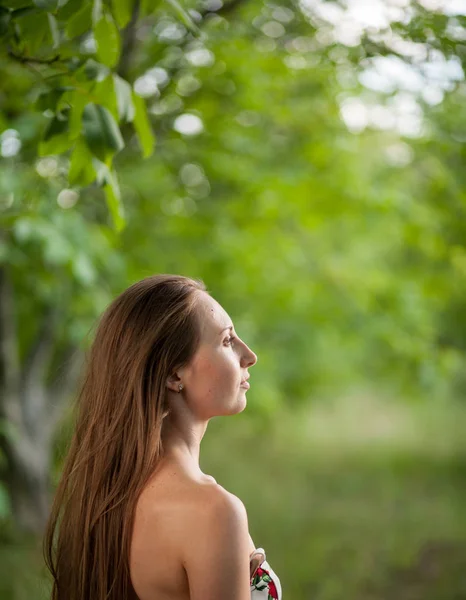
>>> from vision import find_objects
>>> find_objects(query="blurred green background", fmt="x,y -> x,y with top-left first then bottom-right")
1,0 -> 466,598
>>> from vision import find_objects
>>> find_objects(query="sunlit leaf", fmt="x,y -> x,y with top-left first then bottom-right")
66,91 -> 88,138
93,159 -> 125,230
92,0 -> 102,25
165,0 -> 200,35
113,74 -> 135,122
132,91 -> 155,158
47,13 -> 59,48
94,12 -> 121,68
112,0 -> 133,29
93,75 -> 119,121
104,171 -> 125,231
69,138 -> 96,186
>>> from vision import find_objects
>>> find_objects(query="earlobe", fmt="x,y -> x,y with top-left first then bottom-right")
166,369 -> 183,393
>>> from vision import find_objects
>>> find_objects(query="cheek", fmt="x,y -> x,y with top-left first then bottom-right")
193,351 -> 238,391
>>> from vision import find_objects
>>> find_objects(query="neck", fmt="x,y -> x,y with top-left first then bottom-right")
161,416 -> 208,469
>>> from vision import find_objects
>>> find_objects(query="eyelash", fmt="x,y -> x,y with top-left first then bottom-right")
225,335 -> 236,346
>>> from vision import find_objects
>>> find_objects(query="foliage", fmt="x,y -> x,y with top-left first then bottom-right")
1,0 -> 164,229
0,0 -> 466,553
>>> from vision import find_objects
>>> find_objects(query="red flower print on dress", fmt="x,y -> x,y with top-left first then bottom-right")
251,565 -> 279,600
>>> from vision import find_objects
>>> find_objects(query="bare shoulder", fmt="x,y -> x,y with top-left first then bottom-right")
131,471 -> 241,600
191,483 -> 257,555
183,481 -> 250,546
191,480 -> 247,516
181,483 -> 252,600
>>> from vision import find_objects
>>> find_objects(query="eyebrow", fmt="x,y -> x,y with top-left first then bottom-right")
219,325 -> 233,334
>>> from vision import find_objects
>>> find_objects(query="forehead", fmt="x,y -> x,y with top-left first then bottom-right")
196,292 -> 232,337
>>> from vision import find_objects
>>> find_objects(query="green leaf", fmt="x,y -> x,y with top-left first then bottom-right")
47,13 -> 59,48
132,91 -> 155,158
33,0 -> 60,11
11,6 -> 40,18
81,58 -> 110,82
93,75 -> 119,121
94,12 -> 121,68
34,87 -> 70,112
39,109 -> 74,155
112,0 -> 133,29
82,103 -> 124,161
104,170 -> 125,231
15,11 -> 49,55
92,0 -> 102,25
39,132 -> 74,155
113,74 -> 135,122
165,0 -> 200,35
69,138 -> 96,186
65,2 -> 92,39
66,91 -> 88,138
56,0 -> 84,20
93,157 -> 111,186
93,159 -> 125,230
44,110 -> 69,141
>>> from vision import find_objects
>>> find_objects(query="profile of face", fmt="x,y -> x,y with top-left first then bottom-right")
168,291 -> 258,418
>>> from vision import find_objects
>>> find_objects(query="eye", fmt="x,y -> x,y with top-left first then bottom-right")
224,335 -> 236,346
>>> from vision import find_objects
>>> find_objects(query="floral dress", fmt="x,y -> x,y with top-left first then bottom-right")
250,547 -> 282,600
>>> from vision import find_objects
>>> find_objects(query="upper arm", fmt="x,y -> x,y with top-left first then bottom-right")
182,488 -> 251,600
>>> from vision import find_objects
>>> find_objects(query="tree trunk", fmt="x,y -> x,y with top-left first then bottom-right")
0,265 -> 84,534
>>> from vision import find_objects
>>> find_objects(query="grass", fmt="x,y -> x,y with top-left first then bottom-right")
204,389 -> 466,600
1,389 -> 465,600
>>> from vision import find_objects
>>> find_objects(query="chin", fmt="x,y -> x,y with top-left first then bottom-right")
217,391 -> 247,416
234,394 -> 247,413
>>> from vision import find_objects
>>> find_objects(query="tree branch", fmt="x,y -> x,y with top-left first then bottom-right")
117,0 -> 141,80
116,0 -> 249,80
21,305 -> 61,395
7,49 -> 62,65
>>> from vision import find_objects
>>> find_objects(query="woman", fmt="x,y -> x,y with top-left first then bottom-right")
43,274 -> 282,600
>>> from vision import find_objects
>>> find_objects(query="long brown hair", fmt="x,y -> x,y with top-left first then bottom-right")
43,274 -> 207,599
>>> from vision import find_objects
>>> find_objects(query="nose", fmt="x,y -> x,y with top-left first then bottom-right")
241,345 -> 257,368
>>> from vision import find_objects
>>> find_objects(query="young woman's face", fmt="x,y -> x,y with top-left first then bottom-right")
181,291 -> 257,418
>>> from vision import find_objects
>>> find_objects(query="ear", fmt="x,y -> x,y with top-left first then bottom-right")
166,369 -> 182,393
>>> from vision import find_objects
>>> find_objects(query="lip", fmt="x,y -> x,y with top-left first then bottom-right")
240,381 -> 250,389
